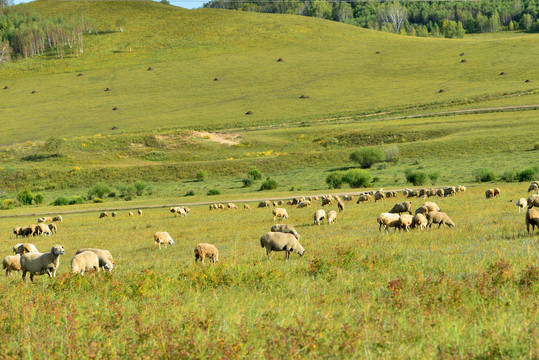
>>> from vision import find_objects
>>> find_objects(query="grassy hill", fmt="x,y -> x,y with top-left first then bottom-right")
0,0 -> 538,201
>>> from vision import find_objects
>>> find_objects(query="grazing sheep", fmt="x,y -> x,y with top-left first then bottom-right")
374,191 -> 385,202
516,198 -> 528,213
426,189 -> 437,197
20,245 -> 66,282
414,206 -> 429,216
412,213 -> 428,230
170,207 -> 186,217
485,189 -> 495,199
493,188 -> 501,197
36,223 -> 51,236
377,213 -> 401,233
321,198 -> 332,206
356,194 -> 372,203
297,201 -> 311,208
526,208 -> 539,233
153,232 -> 175,249
406,190 -> 419,198
426,212 -> 455,229
443,187 -> 456,197
38,217 -> 52,223
129,212 -> 134,217
398,214 -> 413,232
342,195 -> 353,201
423,202 -> 441,213
528,181 -> 539,193
456,185 -> 466,193
337,200 -> 345,212
111,212 -> 117,218
270,224 -> 300,239
272,208 -> 289,221
20,225 -> 36,237
182,206 -> 191,214
99,212 -> 108,218
244,204 -> 252,210
13,243 -> 39,254
527,195 -> 539,209
13,227 -> 22,237
2,254 -> 21,276
277,200 -> 284,206
227,203 -> 238,210
272,201 -> 278,207
52,215 -> 63,222
194,243 -> 219,264
48,223 -> 57,234
389,201 -> 412,215
75,248 -> 114,271
314,209 -> 326,225
37,218 -> 45,223
436,189 -> 444,198
260,232 -> 305,260
258,201 -> 270,208
138,209 -> 143,215
328,210 -> 337,225
209,204 -> 217,210
71,251 -> 102,275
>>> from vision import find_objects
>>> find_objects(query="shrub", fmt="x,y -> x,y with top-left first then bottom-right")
349,147 -> 385,169
517,168 -> 536,182
108,192 -> 116,198
88,183 -> 110,199
144,151 -> 168,161
196,171 -> 206,182
383,145 -> 400,163
260,178 -> 278,190
207,189 -> 221,195
326,171 -> 344,189
500,170 -> 518,183
534,142 -> 539,151
428,171 -> 440,185
248,168 -> 262,180
134,181 -> 146,196
93,197 -> 104,203
242,178 -> 253,188
17,189 -> 33,205
185,190 -> 195,196
69,196 -> 85,205
405,170 -> 427,186
474,168 -> 496,182
1,199 -> 16,210
33,193 -> 44,205
53,196 -> 70,206
343,169 -> 372,188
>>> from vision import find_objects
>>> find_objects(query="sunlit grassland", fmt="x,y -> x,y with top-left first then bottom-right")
0,183 -> 537,358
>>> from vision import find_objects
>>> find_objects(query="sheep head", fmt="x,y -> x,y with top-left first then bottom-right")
51,245 -> 65,256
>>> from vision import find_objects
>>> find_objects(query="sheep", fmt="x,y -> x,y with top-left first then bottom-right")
52,215 -> 63,222
99,212 -> 108,218
260,232 -> 305,260
374,191 -> 385,202
48,223 -> 57,234
342,195 -> 353,201
13,243 -> 39,254
209,204 -> 217,210
272,208 -> 289,221
182,206 -> 191,214
258,201 -> 270,208
170,207 -> 186,217
377,213 -> 401,233
493,188 -> 501,197
406,190 -> 419,198
38,217 -> 52,223
227,203 -> 238,210
389,201 -> 412,215
286,200 -> 293,205
418,189 -> 426,197
277,200 -> 284,206
516,198 -> 528,213
398,214 -> 413,232
426,212 -> 455,229
456,185 -> 466,193
414,206 -> 429,216
435,189 -> 444,197
137,209 -> 143,215
272,201 -> 278,207
297,201 -> 311,208
337,200 -> 345,212
314,209 -> 326,225
526,208 -> 539,233
71,251 -> 102,275
423,202 -> 441,213
129,212 -> 134,217
321,198 -> 332,206
13,227 -> 22,237
412,213 -> 428,230
328,210 -> 337,225
35,223 -> 51,236
21,225 -> 36,237
485,189 -> 495,199
443,187 -> 456,197
528,181 -> 539,193
75,248 -> 114,271
3,254 -> 21,276
244,204 -> 252,210
20,244 -> 66,282
194,243 -> 219,264
111,212 -> 117,218
270,224 -> 300,239
426,189 -> 437,197
153,232 -> 175,249
527,195 -> 539,208
356,194 -> 372,203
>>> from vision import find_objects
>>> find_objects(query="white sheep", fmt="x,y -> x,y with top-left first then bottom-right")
129,211 -> 134,217
374,191 -> 385,202
426,212 -> 455,229
99,212 -> 108,218
516,198 -> 528,213
138,209 -> 143,215
389,201 -> 412,215
71,251 -> 102,275
528,181 -> 539,193
321,198 -> 332,206
412,213 -> 428,230
20,244 -> 66,282
328,210 -> 337,225
244,204 -> 252,210
423,202 -> 441,213
377,213 -> 401,233
297,200 -> 311,208
154,232 -> 175,249
398,214 -> 413,232
182,206 -> 191,214
272,208 -> 289,221
526,208 -> 539,233
2,254 -> 21,276
37,223 -> 52,236
258,201 -> 270,208
528,195 -> 539,208
337,200 -> 345,212
48,223 -> 57,234
356,194 -> 372,203
314,209 -> 326,225
75,248 -> 115,271
259,232 -> 305,260
52,215 -> 63,222
270,224 -> 301,239
13,243 -> 39,254
227,203 -> 238,210
194,243 -> 219,264
13,227 -> 22,237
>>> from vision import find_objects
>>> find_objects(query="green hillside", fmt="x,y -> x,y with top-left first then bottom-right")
0,1 -> 538,199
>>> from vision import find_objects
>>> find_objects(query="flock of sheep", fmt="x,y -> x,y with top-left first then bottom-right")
3,181 -> 539,280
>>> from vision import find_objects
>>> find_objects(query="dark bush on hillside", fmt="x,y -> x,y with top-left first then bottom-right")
350,147 -> 385,169
69,196 -> 85,205
428,171 -> 440,185
134,181 -> 146,196
343,169 -> 372,188
474,168 -> 496,182
93,198 -> 104,203
185,190 -> 195,196
517,168 -> 536,182
88,183 -> 110,199
326,171 -> 344,189
53,196 -> 70,206
197,171 -> 206,182
405,170 -> 427,186
34,193 -> 44,204
500,170 -> 517,182
260,178 -> 278,191
207,189 -> 221,195
17,189 -> 33,205
248,168 -> 262,180
242,178 -> 253,188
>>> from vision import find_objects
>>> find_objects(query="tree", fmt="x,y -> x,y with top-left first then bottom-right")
248,168 -> 262,180
333,2 -> 353,23
343,170 -> 372,188
0,0 -> 13,7
350,147 -> 385,169
0,40 -> 12,63
43,136 -> 65,152
379,1 -> 408,33
520,13 -> 533,31
308,0 -> 332,19
88,183 -> 110,199
326,171 -> 344,189
17,189 -> 33,205
196,171 -> 206,181
405,170 -> 427,186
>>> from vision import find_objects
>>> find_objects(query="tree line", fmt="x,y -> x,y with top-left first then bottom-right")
204,0 -> 539,38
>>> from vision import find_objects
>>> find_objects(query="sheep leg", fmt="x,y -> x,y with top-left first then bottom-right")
30,273 -> 34,282
266,249 -> 271,259
5,269 -> 9,277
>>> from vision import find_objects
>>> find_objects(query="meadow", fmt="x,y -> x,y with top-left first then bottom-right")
0,183 -> 538,358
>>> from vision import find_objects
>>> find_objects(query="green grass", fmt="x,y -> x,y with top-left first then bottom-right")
0,183 -> 537,357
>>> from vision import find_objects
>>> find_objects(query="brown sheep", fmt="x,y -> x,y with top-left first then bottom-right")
485,189 -> 495,199
244,204 -> 252,210
426,212 -> 455,229
389,201 -> 412,215
526,208 -> 539,233
527,195 -> 539,209
493,188 -> 500,197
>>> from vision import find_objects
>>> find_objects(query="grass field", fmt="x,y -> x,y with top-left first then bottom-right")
0,183 -> 537,358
